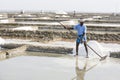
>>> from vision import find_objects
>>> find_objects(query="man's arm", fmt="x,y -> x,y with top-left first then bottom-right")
58,22 -> 74,30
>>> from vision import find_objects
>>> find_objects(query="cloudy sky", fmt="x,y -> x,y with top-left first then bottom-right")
0,0 -> 119,13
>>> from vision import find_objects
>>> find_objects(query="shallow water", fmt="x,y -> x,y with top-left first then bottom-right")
0,52 -> 120,80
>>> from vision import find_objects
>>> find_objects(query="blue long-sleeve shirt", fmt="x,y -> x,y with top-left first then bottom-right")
74,24 -> 87,36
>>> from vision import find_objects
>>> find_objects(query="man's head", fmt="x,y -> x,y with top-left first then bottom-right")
78,19 -> 85,26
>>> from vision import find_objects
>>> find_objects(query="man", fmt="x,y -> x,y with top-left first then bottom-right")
65,19 -> 88,57
60,19 -> 88,57
73,19 -> 88,57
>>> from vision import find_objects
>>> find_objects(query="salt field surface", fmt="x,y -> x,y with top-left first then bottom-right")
0,10 -> 120,80
16,22 -> 59,25
85,23 -> 120,27
12,26 -> 38,31
3,38 -> 120,57
0,55 -> 120,80
0,37 -> 5,45
16,21 -> 120,27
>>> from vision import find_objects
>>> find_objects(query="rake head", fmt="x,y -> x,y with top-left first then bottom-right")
100,55 -> 107,61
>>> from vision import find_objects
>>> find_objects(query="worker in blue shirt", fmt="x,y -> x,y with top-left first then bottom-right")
74,19 -> 88,57
59,19 -> 88,58
66,19 -> 88,57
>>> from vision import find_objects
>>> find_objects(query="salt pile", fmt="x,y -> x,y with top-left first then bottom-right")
0,37 -> 5,50
61,20 -> 75,25
0,19 -> 9,23
12,26 -> 37,31
0,37 -> 5,45
101,43 -> 120,53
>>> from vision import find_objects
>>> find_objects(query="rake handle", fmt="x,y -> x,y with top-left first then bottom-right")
86,44 -> 102,58
58,22 -> 67,29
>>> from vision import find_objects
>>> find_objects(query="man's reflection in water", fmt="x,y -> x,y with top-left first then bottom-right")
72,56 -> 98,80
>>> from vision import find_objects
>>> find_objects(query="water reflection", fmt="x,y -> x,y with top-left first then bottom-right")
72,56 -> 98,80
